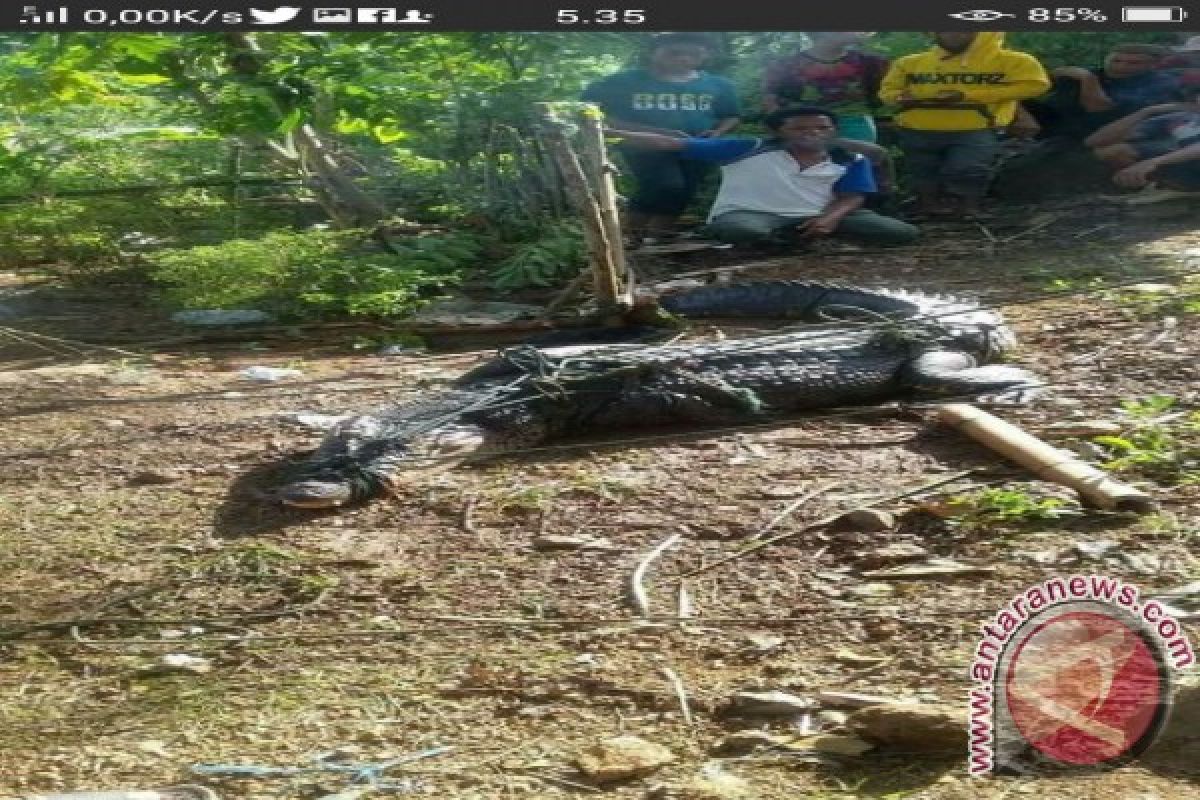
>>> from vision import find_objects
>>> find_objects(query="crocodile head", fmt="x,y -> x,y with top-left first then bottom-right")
276,412 -> 490,508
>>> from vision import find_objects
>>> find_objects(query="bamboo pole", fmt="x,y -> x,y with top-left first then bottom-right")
535,103 -> 624,313
937,403 -> 1157,513
575,107 -> 628,277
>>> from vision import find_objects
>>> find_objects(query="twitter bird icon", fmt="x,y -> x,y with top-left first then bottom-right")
249,6 -> 303,24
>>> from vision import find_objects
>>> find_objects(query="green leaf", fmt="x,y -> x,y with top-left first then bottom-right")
371,122 -> 408,144
275,107 -> 305,134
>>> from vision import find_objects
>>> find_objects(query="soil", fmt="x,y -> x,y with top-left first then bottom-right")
1,194 -> 1199,799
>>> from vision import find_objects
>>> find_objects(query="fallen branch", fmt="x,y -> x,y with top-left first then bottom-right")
628,531 -> 684,617
746,481 -> 835,541
678,470 -> 976,579
998,214 -> 1061,244
660,666 -> 694,725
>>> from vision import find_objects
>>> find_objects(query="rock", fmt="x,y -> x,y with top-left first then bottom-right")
377,344 -> 423,356
410,299 -> 543,326
832,649 -> 887,667
832,509 -> 895,532
847,703 -> 967,752
26,788 -> 219,800
816,710 -> 850,728
817,691 -> 907,709
239,366 -> 303,382
1072,539 -> 1119,560
154,654 -> 213,675
739,633 -> 785,655
712,730 -> 787,756
278,411 -> 351,431
844,582 -> 896,599
1041,420 -> 1123,438
860,558 -> 994,580
128,469 -> 182,486
675,764 -> 751,799
135,740 -> 171,758
728,690 -> 814,716
787,733 -> 874,757
757,485 -> 811,499
532,534 -> 616,552
854,543 -> 928,568
171,309 -> 272,326
575,736 -> 675,783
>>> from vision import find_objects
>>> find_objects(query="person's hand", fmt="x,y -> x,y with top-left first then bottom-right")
797,215 -> 840,237
1141,102 -> 1188,116
895,91 -> 918,108
1052,66 -> 1092,80
1113,160 -> 1160,188
933,90 -> 966,102
1008,115 -> 1041,139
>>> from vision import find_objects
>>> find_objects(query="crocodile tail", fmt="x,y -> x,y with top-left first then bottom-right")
659,281 -> 1016,360
659,281 -> 922,319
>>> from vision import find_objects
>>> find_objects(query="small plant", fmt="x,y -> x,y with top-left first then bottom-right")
1092,397 -> 1200,485
493,484 -> 558,513
1110,281 -> 1200,320
948,487 -> 1078,527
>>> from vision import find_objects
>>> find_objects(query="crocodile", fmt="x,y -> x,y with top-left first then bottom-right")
276,281 -> 1037,508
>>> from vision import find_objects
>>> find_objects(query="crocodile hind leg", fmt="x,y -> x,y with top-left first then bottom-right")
904,351 -> 1042,402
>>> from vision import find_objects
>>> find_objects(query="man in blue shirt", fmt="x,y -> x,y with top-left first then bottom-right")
1026,44 -> 1184,140
582,33 -> 740,245
609,107 -> 919,246
1085,80 -> 1200,200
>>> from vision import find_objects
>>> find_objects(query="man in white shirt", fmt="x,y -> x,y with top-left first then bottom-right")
609,106 -> 919,246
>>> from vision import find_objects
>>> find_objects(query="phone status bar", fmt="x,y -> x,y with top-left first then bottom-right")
3,1 -> 1194,30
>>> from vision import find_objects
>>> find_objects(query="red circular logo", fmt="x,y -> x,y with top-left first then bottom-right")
1004,610 -> 1167,765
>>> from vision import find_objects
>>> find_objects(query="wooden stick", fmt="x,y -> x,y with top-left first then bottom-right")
535,104 -> 623,312
460,495 -> 480,535
628,531 -> 684,617
746,481 -> 835,541
660,666 -> 694,725
576,107 -> 630,312
936,403 -> 1157,513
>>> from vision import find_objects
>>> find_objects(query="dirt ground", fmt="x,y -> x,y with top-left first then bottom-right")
1,195 -> 1199,799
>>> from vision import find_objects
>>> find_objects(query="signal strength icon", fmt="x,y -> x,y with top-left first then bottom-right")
21,5 -> 69,24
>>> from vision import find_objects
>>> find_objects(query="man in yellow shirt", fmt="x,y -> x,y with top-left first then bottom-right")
880,32 -> 1050,218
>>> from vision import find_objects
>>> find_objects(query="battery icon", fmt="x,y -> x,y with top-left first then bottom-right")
1122,6 -> 1188,20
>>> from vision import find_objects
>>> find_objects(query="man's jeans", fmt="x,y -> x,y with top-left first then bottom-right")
896,128 -> 1001,200
708,208 -> 920,245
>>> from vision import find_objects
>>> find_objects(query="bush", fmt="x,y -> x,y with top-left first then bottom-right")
491,220 -> 586,290
149,228 -> 480,319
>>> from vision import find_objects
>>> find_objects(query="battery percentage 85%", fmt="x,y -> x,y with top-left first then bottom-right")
1028,7 -> 1109,20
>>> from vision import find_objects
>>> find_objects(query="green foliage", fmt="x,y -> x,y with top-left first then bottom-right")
491,220 -> 586,290
1093,396 -> 1200,485
1111,280 -> 1200,319
948,487 -> 1078,527
149,228 -> 477,319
